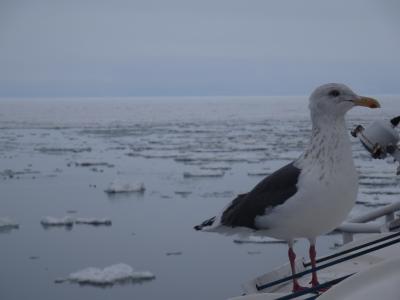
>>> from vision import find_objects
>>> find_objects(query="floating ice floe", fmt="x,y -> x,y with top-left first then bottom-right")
276,150 -> 302,161
359,178 -> 397,188
247,251 -> 261,255
174,191 -> 192,197
247,170 -> 270,176
41,216 -> 112,227
200,191 -> 234,198
41,216 -> 74,227
0,217 -> 19,230
200,163 -> 232,171
166,251 -> 182,256
356,199 -> 390,208
75,218 -> 112,226
233,236 -> 287,244
176,153 -> 264,164
74,161 -> 114,168
183,170 -> 225,178
61,263 -> 155,286
36,147 -> 92,154
104,180 -> 145,194
362,189 -> 400,195
138,150 -> 180,159
1,169 -> 40,178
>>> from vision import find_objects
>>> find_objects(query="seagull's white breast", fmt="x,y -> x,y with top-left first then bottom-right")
255,120 -> 358,240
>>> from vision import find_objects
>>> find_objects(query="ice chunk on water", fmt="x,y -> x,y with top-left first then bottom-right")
183,170 -> 225,178
166,251 -> 182,256
247,169 -> 270,176
74,161 -> 114,168
41,216 -> 74,226
104,180 -> 145,193
0,217 -> 19,230
200,191 -> 234,198
41,216 -> 112,227
75,218 -> 112,226
36,147 -> 92,154
200,163 -> 232,171
233,236 -> 287,244
174,191 -> 192,197
1,169 -> 40,178
66,263 -> 155,285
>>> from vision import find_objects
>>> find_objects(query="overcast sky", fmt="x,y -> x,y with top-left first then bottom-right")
1,0 -> 399,97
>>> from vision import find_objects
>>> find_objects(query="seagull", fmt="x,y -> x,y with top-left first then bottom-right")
194,83 -> 380,292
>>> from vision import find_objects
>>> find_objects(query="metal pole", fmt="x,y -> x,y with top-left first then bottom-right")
348,201 -> 400,223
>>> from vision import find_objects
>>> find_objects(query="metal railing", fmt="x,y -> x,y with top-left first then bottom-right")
336,201 -> 400,243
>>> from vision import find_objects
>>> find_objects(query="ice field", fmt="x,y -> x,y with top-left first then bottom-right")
0,96 -> 399,300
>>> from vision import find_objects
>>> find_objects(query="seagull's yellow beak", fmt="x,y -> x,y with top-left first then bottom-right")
353,96 -> 381,109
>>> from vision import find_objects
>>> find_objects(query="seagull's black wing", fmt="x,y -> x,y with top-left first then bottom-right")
220,162 -> 301,229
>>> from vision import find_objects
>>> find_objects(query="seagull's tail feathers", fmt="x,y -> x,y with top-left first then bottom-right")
193,193 -> 255,236
194,216 -> 216,231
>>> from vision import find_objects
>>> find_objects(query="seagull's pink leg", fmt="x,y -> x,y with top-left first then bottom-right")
309,243 -> 320,287
308,239 -> 328,291
288,245 -> 306,292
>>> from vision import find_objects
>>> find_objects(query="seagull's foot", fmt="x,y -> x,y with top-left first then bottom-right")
310,279 -> 329,292
292,282 -> 307,293
316,286 -> 330,293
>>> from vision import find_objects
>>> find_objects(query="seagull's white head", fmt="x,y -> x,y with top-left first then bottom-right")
309,83 -> 380,118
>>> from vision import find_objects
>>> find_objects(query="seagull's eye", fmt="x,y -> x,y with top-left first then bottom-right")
329,90 -> 340,97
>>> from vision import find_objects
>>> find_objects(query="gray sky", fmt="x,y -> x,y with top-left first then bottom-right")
1,0 -> 399,96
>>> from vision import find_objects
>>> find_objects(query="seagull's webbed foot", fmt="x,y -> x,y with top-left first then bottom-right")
310,279 -> 330,293
292,281 -> 307,293
310,277 -> 320,287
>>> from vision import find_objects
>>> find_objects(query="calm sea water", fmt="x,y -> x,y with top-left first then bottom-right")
0,96 -> 399,300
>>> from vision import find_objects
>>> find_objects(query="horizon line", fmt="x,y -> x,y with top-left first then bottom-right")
0,93 -> 397,99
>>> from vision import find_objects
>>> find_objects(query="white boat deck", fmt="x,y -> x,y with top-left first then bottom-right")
230,232 -> 400,300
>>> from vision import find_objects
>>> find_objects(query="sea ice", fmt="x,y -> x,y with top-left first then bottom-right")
200,163 -> 232,171
75,218 -> 112,226
0,217 -> 19,230
139,150 -> 180,159
200,191 -> 234,198
104,180 -> 145,193
166,251 -> 182,256
233,236 -> 287,244
356,199 -> 390,208
41,216 -> 112,227
74,161 -> 114,168
183,170 -> 225,178
176,152 -> 256,164
36,147 -> 92,154
66,263 -> 155,285
41,216 -> 74,226
1,169 -> 40,178
247,251 -> 261,255
174,191 -> 192,197
247,170 -> 270,176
